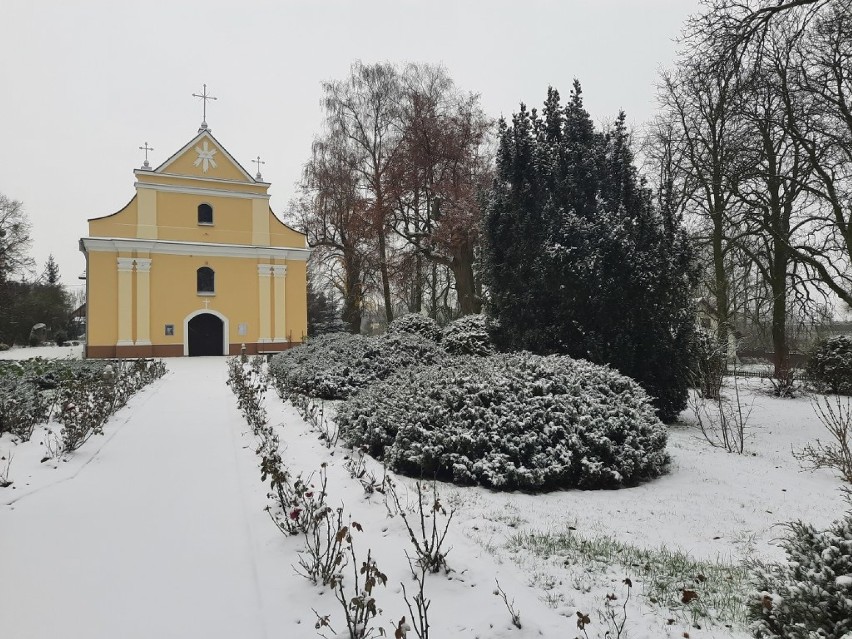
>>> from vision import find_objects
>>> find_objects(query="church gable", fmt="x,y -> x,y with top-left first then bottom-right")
154,131 -> 256,183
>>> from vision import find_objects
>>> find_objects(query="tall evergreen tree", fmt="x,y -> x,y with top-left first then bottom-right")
485,84 -> 697,422
44,254 -> 60,285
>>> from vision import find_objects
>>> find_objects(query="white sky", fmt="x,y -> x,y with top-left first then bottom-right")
0,0 -> 701,293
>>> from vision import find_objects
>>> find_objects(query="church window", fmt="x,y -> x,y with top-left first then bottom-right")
197,267 -> 215,294
198,203 -> 213,225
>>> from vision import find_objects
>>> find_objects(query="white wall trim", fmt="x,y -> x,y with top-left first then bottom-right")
81,237 -> 310,261
135,181 -> 271,201
183,308 -> 229,356
272,265 -> 288,278
134,170 -> 270,188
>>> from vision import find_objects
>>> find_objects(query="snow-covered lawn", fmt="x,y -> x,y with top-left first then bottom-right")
0,358 -> 845,639
0,343 -> 83,360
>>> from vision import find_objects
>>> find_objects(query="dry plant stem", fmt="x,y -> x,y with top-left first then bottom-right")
388,479 -> 453,573
795,394 -> 852,482
0,451 -> 12,487
401,552 -> 431,639
329,536 -> 387,639
600,579 -> 632,639
495,579 -> 521,629
296,505 -> 349,586
690,374 -> 752,454
290,393 -> 338,449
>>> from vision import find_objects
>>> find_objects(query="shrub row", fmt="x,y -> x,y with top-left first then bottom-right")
0,358 -> 166,447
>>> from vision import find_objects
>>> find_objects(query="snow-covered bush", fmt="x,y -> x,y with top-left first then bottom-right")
751,514 -> 852,639
441,313 -> 495,356
386,312 -> 441,342
0,378 -> 48,440
268,332 -> 445,400
337,352 -> 669,491
57,359 -> 166,453
807,335 -> 852,395
0,357 -> 164,447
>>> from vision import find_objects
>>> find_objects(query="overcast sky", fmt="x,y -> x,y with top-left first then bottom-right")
0,0 -> 702,293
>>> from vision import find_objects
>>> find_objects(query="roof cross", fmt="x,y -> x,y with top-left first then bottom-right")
252,155 -> 265,180
192,83 -> 217,131
138,142 -> 154,169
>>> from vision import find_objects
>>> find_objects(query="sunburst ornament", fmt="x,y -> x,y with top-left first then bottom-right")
193,141 -> 218,173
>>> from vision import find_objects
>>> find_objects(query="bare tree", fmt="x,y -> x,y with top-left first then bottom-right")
658,55 -> 753,347
322,62 -> 403,325
0,193 -> 33,285
389,64 -> 492,317
296,137 -> 370,333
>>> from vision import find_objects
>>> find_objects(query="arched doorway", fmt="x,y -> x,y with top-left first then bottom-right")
187,313 -> 224,356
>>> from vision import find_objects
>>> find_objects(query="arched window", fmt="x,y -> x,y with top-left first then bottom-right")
198,203 -> 213,225
197,267 -> 215,294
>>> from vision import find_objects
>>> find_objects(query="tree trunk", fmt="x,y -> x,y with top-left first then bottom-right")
413,251 -> 422,314
770,254 -> 789,380
451,247 -> 481,316
341,249 -> 363,334
711,210 -> 730,350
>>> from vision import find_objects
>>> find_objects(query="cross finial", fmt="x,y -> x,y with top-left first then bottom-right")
252,155 -> 266,181
192,83 -> 217,132
138,142 -> 154,169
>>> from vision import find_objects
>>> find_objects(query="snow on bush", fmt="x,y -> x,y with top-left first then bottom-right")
268,332 -> 445,400
807,335 -> 852,395
386,312 -> 441,342
0,378 -> 48,440
751,513 -> 852,639
441,313 -> 495,356
336,352 -> 669,491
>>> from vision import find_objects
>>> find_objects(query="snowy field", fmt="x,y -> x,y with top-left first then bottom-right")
0,353 -> 846,639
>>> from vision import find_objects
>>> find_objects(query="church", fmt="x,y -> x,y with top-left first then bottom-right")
79,97 -> 309,358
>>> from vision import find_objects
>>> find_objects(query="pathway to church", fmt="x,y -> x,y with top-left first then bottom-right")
0,358 -> 285,639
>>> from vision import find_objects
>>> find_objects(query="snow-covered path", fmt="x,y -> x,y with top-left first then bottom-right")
0,358 -> 271,639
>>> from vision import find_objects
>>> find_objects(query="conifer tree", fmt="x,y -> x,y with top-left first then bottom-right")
485,83 -> 697,422
44,254 -> 60,286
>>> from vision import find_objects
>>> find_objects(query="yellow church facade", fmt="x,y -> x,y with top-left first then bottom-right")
80,127 -> 309,358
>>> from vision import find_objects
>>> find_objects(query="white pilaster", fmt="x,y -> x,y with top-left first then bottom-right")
116,257 -> 135,346
272,264 -> 287,342
135,258 -> 152,346
257,264 -> 272,343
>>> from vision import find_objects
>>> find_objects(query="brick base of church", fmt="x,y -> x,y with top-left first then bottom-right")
85,341 -> 301,359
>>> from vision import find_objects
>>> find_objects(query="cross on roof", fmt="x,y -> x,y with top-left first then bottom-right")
252,155 -> 265,180
138,142 -> 154,169
192,83 -> 217,131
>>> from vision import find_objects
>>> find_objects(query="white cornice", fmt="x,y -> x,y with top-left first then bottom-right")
134,181 -> 271,201
134,169 -> 270,188
81,237 -> 310,261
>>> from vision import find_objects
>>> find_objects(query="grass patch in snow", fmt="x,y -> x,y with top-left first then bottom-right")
506,527 -> 750,628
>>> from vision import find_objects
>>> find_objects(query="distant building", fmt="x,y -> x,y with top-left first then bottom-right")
79,125 -> 309,357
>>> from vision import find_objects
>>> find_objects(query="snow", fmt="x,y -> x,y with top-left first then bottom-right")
0,361 -> 846,639
0,343 -> 84,360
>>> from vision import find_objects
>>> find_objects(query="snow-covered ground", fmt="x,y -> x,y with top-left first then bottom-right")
0,343 -> 84,360
0,356 -> 846,639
